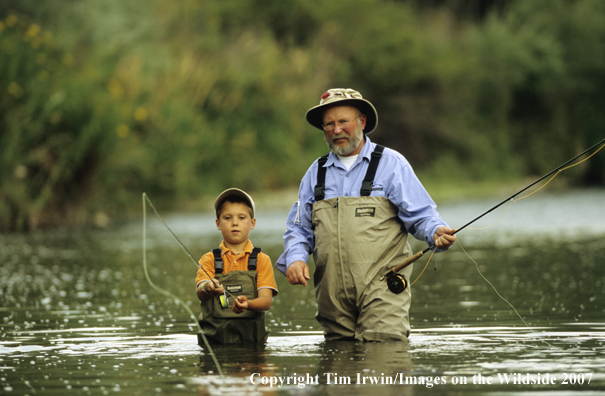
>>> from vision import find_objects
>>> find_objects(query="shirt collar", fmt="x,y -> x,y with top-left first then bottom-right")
325,136 -> 375,168
219,240 -> 254,255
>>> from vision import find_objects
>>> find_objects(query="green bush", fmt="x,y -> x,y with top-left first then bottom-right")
0,14 -> 123,230
1,0 -> 605,231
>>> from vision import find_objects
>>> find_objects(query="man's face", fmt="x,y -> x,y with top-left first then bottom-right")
322,105 -> 366,156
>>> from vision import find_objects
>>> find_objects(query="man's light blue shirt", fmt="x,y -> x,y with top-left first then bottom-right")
276,137 -> 449,275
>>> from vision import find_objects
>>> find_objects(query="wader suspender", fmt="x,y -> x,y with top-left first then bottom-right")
314,145 -> 385,201
212,247 -> 262,273
314,154 -> 330,201
360,145 -> 385,196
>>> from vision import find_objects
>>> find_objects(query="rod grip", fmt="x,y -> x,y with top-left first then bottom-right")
391,251 -> 424,274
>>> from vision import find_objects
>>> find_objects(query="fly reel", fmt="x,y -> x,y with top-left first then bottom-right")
386,273 -> 408,294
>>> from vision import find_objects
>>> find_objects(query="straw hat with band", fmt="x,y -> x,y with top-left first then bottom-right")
214,188 -> 256,218
305,88 -> 378,135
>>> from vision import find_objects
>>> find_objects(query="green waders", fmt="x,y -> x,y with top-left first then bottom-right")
312,146 -> 413,342
198,248 -> 268,344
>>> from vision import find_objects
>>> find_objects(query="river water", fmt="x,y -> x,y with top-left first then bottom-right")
1,189 -> 605,395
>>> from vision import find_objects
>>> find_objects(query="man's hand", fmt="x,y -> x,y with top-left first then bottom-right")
433,226 -> 457,249
286,260 -> 310,287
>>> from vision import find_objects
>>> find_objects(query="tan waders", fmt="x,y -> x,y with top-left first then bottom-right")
312,145 -> 413,342
312,196 -> 413,342
198,249 -> 268,344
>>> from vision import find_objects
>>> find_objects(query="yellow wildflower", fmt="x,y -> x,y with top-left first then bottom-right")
134,107 -> 148,122
26,24 -> 41,38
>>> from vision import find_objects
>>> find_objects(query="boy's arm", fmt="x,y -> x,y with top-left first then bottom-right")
196,279 -> 224,302
196,252 -> 217,301
232,288 -> 273,314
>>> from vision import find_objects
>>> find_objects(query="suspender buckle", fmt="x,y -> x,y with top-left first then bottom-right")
360,181 -> 373,196
248,247 -> 261,271
314,185 -> 325,201
360,145 -> 384,196
212,249 -> 223,274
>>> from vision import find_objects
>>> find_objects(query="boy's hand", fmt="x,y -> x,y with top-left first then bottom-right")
204,279 -> 224,295
232,296 -> 248,314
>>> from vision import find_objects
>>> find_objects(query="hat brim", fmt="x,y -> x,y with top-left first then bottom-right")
305,99 -> 378,135
214,188 -> 255,218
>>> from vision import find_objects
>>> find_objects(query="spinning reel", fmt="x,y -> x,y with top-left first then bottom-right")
219,291 -> 231,309
386,272 -> 408,294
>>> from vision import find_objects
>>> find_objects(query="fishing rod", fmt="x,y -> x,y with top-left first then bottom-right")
381,136 -> 605,294
142,193 -> 225,376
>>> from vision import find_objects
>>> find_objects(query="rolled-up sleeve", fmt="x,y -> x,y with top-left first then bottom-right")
383,154 -> 449,248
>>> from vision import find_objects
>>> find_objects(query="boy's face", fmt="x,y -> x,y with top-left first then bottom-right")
216,201 -> 256,251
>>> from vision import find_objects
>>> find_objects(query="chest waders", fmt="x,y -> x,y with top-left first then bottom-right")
312,145 -> 413,342
197,247 -> 268,345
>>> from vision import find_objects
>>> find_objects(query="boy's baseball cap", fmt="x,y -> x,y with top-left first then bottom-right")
214,188 -> 255,218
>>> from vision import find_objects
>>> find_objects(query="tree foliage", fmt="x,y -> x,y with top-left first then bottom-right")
1,0 -> 604,231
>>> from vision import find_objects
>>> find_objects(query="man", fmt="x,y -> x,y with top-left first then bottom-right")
276,88 -> 456,342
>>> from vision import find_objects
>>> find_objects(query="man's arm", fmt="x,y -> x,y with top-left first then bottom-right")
381,150 -> 454,249
276,164 -> 318,280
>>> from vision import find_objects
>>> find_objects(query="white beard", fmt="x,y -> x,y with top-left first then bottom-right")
325,123 -> 364,156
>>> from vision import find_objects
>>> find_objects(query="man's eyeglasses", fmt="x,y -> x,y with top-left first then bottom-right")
322,114 -> 362,132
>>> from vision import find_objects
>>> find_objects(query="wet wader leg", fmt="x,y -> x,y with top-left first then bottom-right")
314,290 -> 358,340
316,312 -> 357,340
355,263 -> 413,342
312,199 -> 358,340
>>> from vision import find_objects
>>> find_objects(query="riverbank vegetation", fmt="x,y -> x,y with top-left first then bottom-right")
1,0 -> 604,231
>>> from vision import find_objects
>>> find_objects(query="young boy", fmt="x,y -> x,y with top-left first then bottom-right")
196,188 -> 278,344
